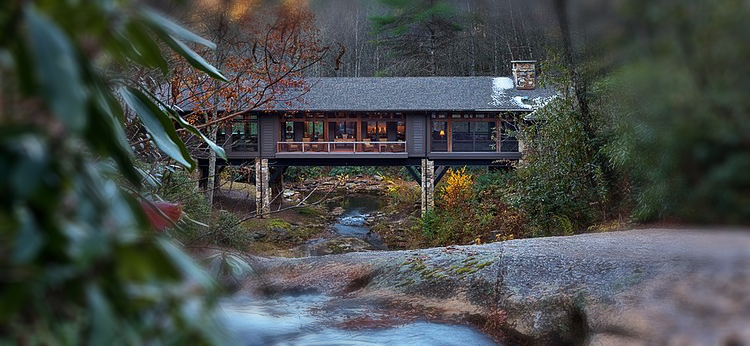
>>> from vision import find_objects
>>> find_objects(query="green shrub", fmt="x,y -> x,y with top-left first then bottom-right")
419,209 -> 479,246
284,166 -> 324,182
385,179 -> 420,211
511,82 -> 615,235
157,168 -> 211,240
208,210 -> 252,250
419,210 -> 442,239
328,166 -> 383,176
473,170 -> 514,199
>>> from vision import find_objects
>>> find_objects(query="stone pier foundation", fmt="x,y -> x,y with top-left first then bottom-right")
255,158 -> 271,218
420,159 -> 435,216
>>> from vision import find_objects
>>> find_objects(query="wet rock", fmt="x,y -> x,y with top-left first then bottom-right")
330,207 -> 345,216
373,175 -> 384,181
270,228 -> 292,242
306,237 -> 374,256
249,231 -> 267,240
363,230 -> 387,250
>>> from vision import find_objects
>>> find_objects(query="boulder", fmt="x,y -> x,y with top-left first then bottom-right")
241,229 -> 750,345
305,237 -> 375,256
330,206 -> 345,216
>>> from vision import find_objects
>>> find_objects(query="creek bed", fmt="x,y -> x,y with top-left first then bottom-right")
219,293 -> 500,346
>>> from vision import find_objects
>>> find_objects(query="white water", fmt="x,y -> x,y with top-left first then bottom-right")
219,294 -> 500,346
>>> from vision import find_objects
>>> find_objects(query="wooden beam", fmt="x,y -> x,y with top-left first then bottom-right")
405,166 -> 422,186
434,166 -> 448,186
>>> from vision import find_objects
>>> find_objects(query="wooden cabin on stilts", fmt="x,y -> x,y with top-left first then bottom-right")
186,61 -> 552,217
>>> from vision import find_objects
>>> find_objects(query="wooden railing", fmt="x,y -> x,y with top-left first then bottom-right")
277,141 -> 406,153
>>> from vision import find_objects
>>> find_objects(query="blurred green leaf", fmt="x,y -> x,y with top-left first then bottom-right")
25,6 -> 88,133
116,242 -> 181,282
142,10 -> 217,49
154,32 -> 227,81
86,284 -> 117,346
0,283 -> 27,321
158,238 -> 216,290
119,87 -> 196,169
84,62 -> 142,186
145,89 -> 227,160
122,21 -> 169,73
12,206 -> 43,264
10,136 -> 47,199
173,112 -> 227,160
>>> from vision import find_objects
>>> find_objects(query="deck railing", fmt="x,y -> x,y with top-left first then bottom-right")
277,141 -> 406,154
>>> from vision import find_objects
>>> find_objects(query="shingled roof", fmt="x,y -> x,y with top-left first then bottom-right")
269,77 -> 555,112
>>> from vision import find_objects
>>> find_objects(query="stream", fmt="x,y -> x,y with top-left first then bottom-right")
219,193 -> 501,345
304,194 -> 388,256
328,194 -> 387,250
219,293 -> 500,346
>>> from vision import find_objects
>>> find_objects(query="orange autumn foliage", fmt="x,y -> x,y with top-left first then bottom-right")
168,1 -> 326,129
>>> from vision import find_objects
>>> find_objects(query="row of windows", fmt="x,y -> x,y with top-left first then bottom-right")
217,116 -> 259,152
431,121 -> 518,152
283,121 -> 407,142
215,115 -> 518,153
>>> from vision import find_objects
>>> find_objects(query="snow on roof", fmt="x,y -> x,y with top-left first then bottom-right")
512,96 -> 533,109
491,77 -> 516,107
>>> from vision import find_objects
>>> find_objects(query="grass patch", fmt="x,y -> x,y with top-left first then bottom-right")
268,219 -> 292,230
241,218 -> 270,231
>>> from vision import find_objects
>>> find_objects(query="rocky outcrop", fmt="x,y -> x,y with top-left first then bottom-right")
304,237 -> 375,256
239,229 -> 750,345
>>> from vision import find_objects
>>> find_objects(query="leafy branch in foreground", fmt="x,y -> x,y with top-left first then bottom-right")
0,1 -> 232,344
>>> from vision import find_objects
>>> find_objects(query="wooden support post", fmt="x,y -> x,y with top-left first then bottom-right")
420,159 -> 435,216
255,158 -> 271,218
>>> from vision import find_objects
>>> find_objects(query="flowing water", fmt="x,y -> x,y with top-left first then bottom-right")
328,194 -> 387,250
219,193 -> 500,345
219,293 -> 500,346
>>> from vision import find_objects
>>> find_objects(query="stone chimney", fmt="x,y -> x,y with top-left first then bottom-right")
512,60 -> 537,90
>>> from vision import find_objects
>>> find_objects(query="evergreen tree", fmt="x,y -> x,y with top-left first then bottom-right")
370,0 -> 463,76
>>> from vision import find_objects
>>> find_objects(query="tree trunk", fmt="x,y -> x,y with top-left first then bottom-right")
205,4 -> 229,213
205,119 -> 217,209
429,27 -> 437,76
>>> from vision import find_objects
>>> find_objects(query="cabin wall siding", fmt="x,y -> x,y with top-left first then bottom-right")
260,114 -> 277,158
408,113 -> 426,157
